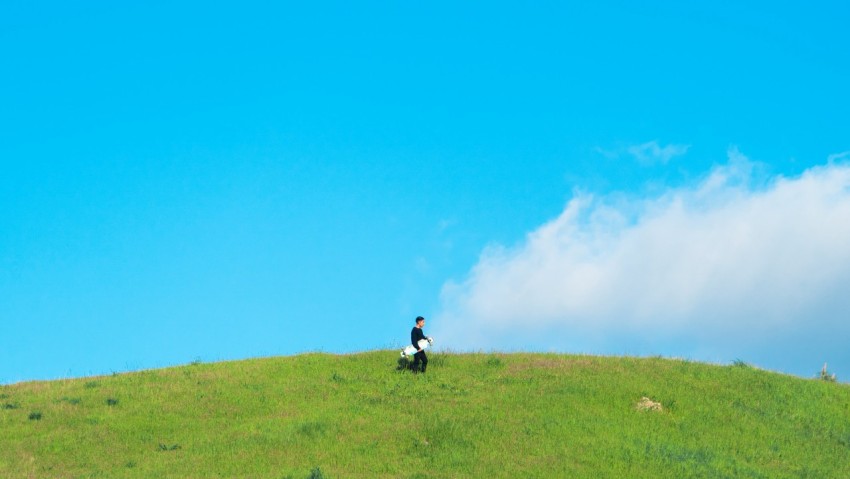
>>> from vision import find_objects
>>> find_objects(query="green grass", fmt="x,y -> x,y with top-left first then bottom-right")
1,352 -> 849,478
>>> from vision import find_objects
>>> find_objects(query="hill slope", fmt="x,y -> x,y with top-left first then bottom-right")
1,352 -> 849,478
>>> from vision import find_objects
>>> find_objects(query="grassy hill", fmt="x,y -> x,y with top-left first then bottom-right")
1,351 -> 849,478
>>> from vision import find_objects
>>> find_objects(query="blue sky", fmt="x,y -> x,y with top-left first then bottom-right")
2,2 -> 849,384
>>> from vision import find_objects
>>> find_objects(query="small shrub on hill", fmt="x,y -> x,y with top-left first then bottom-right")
396,357 -> 413,372
486,355 -> 503,368
732,359 -> 750,368
820,363 -> 837,382
307,467 -> 326,479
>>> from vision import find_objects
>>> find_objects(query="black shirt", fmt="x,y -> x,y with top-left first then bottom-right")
411,326 -> 427,349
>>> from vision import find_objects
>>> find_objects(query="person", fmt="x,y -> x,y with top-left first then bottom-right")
410,316 -> 430,373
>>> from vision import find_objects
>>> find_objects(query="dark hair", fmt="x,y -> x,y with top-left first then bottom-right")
415,316 -> 425,323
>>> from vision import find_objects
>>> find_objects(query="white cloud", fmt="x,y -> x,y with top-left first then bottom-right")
627,140 -> 690,164
435,151 -> 850,376
828,150 -> 850,163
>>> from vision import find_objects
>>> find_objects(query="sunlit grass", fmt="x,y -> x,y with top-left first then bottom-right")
1,352 -> 848,478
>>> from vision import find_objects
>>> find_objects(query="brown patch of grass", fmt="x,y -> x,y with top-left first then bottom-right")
505,355 -> 600,375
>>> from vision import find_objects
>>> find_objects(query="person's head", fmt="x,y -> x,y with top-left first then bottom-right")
415,316 -> 425,327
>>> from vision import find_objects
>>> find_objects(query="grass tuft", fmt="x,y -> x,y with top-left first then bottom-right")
731,359 -> 750,368
307,466 -> 326,479
486,355 -> 503,368
296,421 -> 328,439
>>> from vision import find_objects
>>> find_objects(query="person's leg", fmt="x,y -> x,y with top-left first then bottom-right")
420,351 -> 428,373
412,352 -> 422,373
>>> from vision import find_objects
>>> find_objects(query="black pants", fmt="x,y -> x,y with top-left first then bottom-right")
412,350 -> 428,373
